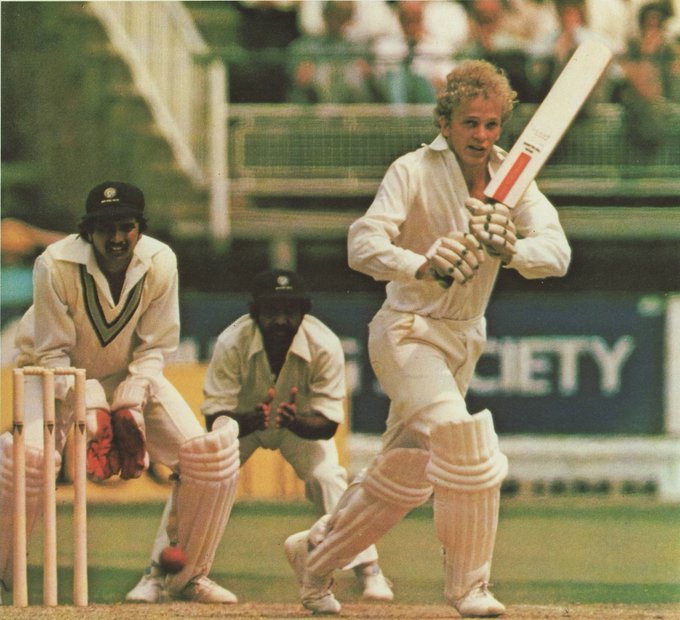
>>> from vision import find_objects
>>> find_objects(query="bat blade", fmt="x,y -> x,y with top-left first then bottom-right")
484,39 -> 613,208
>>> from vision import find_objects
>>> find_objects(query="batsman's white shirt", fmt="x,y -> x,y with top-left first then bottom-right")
348,134 -> 571,447
348,133 -> 571,321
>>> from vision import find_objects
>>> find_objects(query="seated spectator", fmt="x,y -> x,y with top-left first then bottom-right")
229,1 -> 302,103
619,1 -> 680,152
528,0 -> 619,103
373,1 -> 469,104
458,0 -> 547,102
297,0 -> 399,45
584,0 -> 629,55
286,1 -> 378,104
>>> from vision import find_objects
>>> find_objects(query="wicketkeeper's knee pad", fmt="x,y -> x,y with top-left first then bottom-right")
166,419 -> 240,592
0,433 -> 61,588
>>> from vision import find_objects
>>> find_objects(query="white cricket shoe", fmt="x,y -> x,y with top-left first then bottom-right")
453,584 -> 505,617
168,575 -> 238,604
285,530 -> 341,615
125,573 -> 164,603
356,563 -> 394,601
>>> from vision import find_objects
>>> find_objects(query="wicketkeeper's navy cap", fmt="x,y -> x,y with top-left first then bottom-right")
251,269 -> 309,302
83,181 -> 145,221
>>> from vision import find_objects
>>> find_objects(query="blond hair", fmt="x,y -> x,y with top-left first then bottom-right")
434,60 -> 518,126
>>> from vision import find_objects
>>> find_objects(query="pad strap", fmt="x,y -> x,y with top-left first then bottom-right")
363,448 -> 433,508
427,409 -> 507,491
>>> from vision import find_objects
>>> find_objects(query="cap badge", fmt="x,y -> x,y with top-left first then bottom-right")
104,187 -> 117,199
276,275 -> 291,289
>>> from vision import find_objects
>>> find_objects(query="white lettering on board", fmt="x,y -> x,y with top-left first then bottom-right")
471,336 -> 636,397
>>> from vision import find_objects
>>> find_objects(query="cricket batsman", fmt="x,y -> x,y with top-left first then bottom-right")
284,60 -> 571,617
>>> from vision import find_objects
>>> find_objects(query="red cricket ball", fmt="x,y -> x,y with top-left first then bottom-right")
159,545 -> 187,574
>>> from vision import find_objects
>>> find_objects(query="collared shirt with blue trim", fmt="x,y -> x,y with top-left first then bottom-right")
15,234 -> 180,399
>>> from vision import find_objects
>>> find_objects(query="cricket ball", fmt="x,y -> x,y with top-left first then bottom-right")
159,545 -> 187,574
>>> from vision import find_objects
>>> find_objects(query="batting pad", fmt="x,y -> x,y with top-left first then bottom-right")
0,434 -> 61,588
165,419 -> 240,593
308,449 -> 432,577
426,410 -> 508,602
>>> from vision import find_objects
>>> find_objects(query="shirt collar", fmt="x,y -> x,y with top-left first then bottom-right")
52,234 -> 161,268
247,317 -> 313,364
427,133 -> 450,151
427,134 -> 506,161
50,234 -> 163,304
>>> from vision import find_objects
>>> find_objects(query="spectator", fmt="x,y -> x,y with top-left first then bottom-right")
529,0 -> 618,102
286,1 -> 378,104
373,1 -> 468,104
584,0 -> 629,55
229,1 -> 302,103
459,0 -> 547,102
619,1 -> 680,152
297,0 -> 399,44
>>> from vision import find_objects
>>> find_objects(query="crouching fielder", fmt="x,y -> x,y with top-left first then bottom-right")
285,59 -> 571,617
0,180 -> 239,604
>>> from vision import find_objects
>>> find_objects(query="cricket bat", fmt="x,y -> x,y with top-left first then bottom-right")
484,39 -> 613,208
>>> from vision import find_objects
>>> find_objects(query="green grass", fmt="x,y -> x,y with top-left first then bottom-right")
19,498 -> 680,607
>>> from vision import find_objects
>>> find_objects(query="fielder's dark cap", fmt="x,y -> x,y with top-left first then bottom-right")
83,181 -> 145,221
251,269 -> 309,302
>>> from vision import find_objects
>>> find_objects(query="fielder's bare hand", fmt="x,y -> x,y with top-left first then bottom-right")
465,198 -> 517,265
275,387 -> 298,429
274,387 -> 338,440
416,231 -> 485,287
253,387 -> 275,431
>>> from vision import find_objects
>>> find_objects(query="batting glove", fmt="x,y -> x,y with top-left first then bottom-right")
417,232 -> 485,287
465,198 -> 517,265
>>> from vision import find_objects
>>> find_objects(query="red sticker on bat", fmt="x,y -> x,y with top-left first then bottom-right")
491,151 -> 532,203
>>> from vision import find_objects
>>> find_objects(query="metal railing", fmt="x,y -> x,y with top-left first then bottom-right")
88,1 -> 229,240
227,103 -> 680,199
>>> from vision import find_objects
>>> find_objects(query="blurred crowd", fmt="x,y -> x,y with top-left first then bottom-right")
229,0 -> 680,102
225,0 -> 680,146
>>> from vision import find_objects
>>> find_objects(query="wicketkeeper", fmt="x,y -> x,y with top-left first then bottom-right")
0,181 -> 239,604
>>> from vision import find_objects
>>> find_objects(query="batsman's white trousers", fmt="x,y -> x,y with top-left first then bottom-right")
240,430 -> 378,569
368,308 -> 486,450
